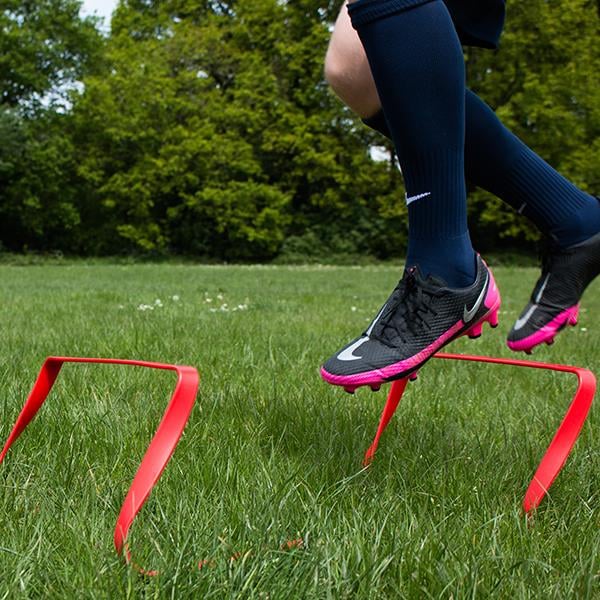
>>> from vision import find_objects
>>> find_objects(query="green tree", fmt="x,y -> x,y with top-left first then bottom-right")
0,0 -> 100,108
0,0 -> 101,252
69,0 -> 402,258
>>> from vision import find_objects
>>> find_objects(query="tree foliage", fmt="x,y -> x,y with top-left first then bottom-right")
0,0 -> 100,108
0,0 -> 100,250
0,0 -> 598,259
63,0 -> 402,258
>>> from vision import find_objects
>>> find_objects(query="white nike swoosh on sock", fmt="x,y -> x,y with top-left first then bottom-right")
405,192 -> 431,205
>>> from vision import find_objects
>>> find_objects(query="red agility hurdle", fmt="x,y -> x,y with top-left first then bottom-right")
0,357 -> 200,574
1,353 -> 595,573
363,353 -> 596,513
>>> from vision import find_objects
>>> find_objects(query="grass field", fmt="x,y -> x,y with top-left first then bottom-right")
0,263 -> 598,598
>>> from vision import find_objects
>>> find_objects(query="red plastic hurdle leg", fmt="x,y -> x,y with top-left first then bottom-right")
363,377 -> 408,467
0,357 -> 200,573
363,353 -> 596,514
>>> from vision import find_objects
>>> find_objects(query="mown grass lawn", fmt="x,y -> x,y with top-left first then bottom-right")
0,263 -> 598,598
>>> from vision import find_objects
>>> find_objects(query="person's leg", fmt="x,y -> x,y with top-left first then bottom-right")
463,91 -> 600,352
463,91 -> 600,248
321,0 -> 500,392
324,6 -> 600,353
348,0 -> 476,287
326,5 -> 600,247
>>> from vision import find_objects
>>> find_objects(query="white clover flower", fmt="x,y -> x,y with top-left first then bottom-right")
172,295 -> 180,302
351,306 -> 357,312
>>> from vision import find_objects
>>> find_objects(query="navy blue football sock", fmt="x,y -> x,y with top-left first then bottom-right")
364,91 -> 600,248
464,90 -> 600,247
350,0 -> 476,287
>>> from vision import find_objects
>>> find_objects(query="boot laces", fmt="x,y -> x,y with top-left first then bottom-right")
372,269 -> 440,346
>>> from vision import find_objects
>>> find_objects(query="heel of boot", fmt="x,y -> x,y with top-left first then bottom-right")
466,307 -> 500,339
487,307 -> 499,328
467,322 -> 483,339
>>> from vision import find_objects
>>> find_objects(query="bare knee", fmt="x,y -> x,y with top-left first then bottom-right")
324,3 -> 381,118
324,48 -> 358,97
